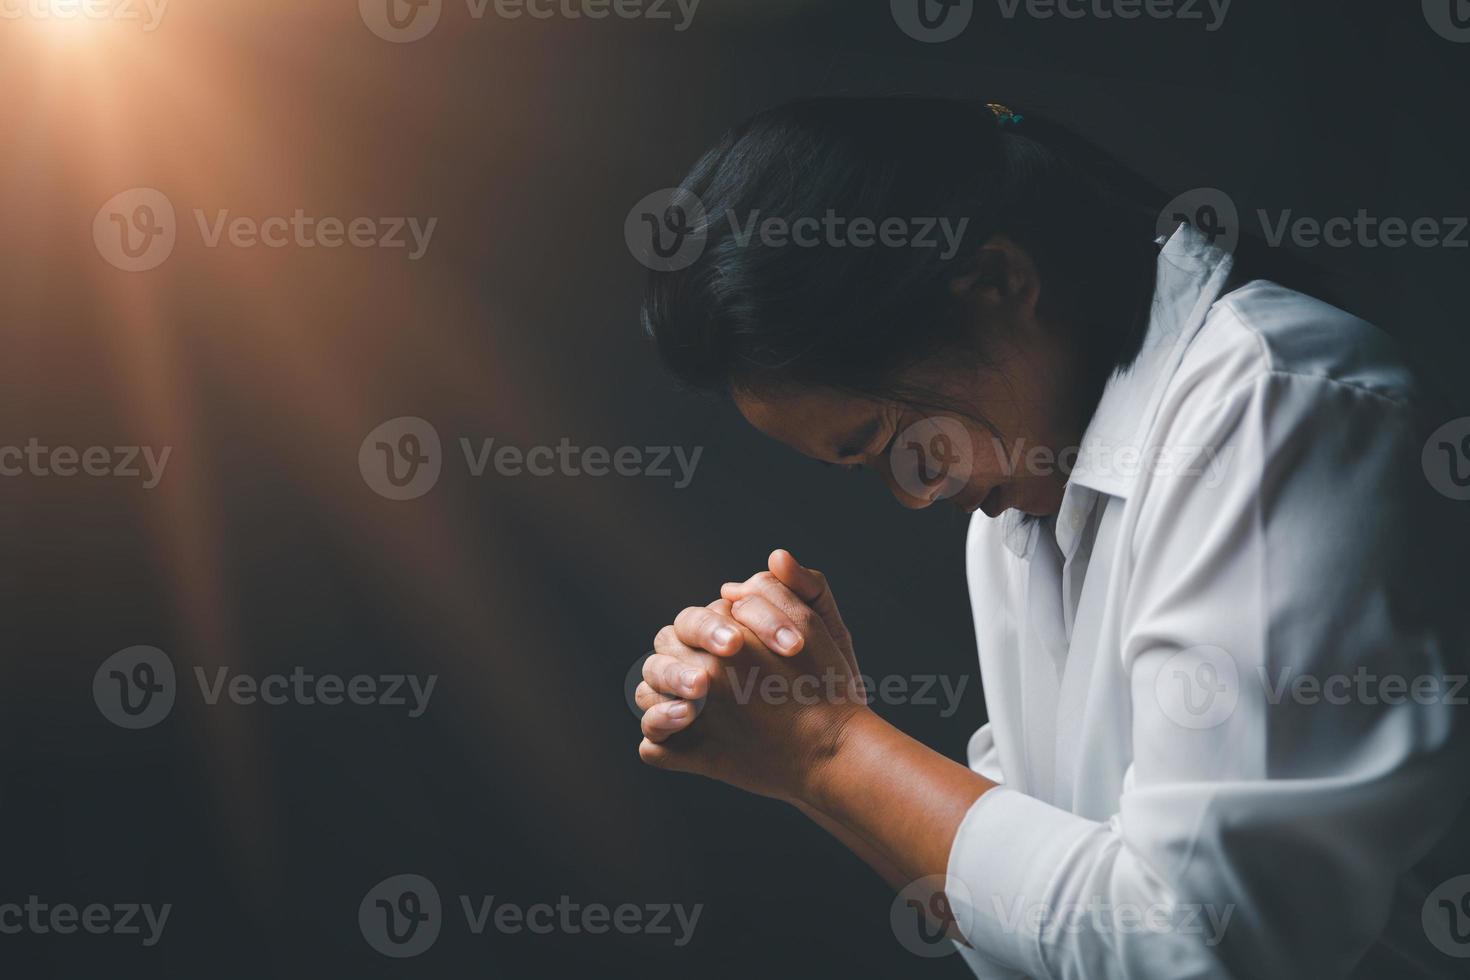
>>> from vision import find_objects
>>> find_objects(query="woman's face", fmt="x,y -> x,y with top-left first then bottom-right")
732,238 -> 1090,518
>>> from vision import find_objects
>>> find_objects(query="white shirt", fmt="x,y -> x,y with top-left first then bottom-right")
945,223 -> 1468,979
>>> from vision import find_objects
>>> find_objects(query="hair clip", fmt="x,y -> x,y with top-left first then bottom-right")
986,102 -> 1025,127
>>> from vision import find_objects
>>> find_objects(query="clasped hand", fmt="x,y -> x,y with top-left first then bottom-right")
635,549 -> 870,805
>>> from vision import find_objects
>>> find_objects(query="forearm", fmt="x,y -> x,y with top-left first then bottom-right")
804,708 -> 996,885
792,800 -> 911,892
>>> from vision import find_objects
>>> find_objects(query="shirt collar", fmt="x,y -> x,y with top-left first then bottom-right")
996,222 -> 1235,559
1065,221 -> 1236,500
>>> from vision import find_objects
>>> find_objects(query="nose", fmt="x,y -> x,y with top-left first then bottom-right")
878,460 -> 937,510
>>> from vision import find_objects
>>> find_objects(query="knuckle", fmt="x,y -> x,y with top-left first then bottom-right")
642,655 -> 674,690
634,682 -> 662,711
757,600 -> 786,629
702,610 -> 732,638
729,597 -> 760,626
654,625 -> 678,652
673,604 -> 701,629
661,658 -> 691,690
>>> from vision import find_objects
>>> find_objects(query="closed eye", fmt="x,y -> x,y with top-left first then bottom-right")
876,429 -> 898,459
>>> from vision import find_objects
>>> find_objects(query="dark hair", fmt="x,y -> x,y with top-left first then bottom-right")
640,96 -> 1174,409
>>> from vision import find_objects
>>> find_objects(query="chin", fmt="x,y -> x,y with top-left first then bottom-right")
1006,478 -> 1067,518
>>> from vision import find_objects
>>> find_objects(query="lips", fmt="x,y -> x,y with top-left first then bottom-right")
949,484 -> 998,515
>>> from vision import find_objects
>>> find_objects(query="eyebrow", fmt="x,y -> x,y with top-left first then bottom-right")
834,419 -> 880,460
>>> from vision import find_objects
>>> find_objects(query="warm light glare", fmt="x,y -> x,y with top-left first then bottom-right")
2,0 -> 167,48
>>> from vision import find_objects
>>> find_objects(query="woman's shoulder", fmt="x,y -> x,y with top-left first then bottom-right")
1177,279 -> 1417,413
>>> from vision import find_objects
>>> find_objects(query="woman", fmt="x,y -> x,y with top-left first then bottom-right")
630,97 -> 1467,978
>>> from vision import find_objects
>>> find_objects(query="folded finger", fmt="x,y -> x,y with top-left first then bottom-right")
643,652 -> 710,700
673,604 -> 744,657
641,699 -> 697,742
634,680 -> 680,713
727,593 -> 804,656
725,552 -> 852,667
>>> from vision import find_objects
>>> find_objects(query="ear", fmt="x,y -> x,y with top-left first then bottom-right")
947,234 -> 1040,314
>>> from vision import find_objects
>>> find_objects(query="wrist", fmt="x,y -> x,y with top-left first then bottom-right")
801,705 -> 884,812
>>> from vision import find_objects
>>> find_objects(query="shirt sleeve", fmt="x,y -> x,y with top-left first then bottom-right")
944,371 -> 1467,979
966,722 -> 1005,784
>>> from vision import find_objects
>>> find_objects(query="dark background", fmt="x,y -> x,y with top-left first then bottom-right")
1,1 -> 1466,976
